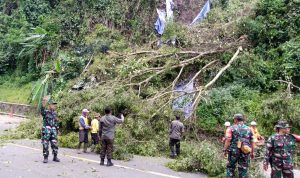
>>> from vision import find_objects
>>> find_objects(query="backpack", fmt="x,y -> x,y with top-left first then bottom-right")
236,125 -> 252,154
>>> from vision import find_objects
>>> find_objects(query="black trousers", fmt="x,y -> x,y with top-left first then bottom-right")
169,138 -> 180,156
91,133 -> 99,145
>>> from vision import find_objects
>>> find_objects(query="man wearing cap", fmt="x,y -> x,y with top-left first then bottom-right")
90,113 -> 101,152
169,115 -> 185,158
223,114 -> 254,178
41,96 -> 60,163
222,121 -> 231,143
77,109 -> 91,153
250,121 -> 264,148
99,107 -> 124,166
263,120 -> 300,178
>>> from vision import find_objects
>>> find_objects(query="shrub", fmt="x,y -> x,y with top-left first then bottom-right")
58,132 -> 79,149
0,117 -> 41,140
167,141 -> 226,176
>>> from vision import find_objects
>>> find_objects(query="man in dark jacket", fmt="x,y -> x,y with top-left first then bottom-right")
99,107 -> 124,166
169,115 -> 184,158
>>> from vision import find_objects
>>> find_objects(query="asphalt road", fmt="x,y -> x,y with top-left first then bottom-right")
0,139 -> 205,178
1,115 -> 299,178
0,114 -> 204,178
0,114 -> 26,134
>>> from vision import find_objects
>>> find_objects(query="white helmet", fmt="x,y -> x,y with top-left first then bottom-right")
224,121 -> 231,127
250,121 -> 257,126
82,109 -> 90,113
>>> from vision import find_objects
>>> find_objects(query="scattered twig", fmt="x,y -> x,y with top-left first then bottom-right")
274,80 -> 300,90
204,47 -> 242,90
80,54 -> 94,76
191,46 -> 242,111
274,80 -> 300,99
186,60 -> 218,87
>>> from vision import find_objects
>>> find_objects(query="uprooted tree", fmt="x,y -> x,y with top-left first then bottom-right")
80,45 -> 243,121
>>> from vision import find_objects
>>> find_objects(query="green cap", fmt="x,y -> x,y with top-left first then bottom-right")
234,113 -> 244,121
275,120 -> 291,129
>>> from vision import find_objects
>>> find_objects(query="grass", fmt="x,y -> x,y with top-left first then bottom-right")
0,83 -> 32,104
0,74 -> 33,104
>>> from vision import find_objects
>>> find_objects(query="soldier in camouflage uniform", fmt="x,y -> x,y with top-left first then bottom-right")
41,97 -> 60,163
223,114 -> 254,178
263,120 -> 300,178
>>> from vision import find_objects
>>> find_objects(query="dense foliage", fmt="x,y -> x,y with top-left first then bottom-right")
0,0 -> 157,75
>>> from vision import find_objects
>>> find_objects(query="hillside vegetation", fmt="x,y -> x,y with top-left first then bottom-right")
0,0 -> 299,177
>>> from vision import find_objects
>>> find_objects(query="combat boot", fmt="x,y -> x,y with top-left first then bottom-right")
100,158 -> 105,166
43,156 -> 48,163
53,155 -> 60,162
106,159 -> 114,167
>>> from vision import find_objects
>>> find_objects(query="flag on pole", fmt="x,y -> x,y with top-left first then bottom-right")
190,0 -> 211,25
155,9 -> 166,35
166,0 -> 174,21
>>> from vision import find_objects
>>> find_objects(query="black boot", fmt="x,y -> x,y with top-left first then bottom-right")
53,155 -> 60,162
100,158 -> 105,166
43,156 -> 48,163
106,159 -> 114,167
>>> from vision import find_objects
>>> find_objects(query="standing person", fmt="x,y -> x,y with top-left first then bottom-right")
250,121 -> 263,143
263,120 -> 300,178
99,107 -> 124,166
169,115 -> 184,158
223,114 -> 254,178
90,113 -> 101,152
222,121 -> 231,143
41,96 -> 60,163
77,109 -> 90,153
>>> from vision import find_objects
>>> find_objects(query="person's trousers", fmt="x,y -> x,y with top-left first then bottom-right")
79,129 -> 89,143
226,150 -> 250,178
41,126 -> 58,157
100,139 -> 114,159
91,133 -> 99,145
271,157 -> 294,178
169,138 -> 180,156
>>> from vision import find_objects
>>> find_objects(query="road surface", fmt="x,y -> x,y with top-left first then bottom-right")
1,115 -> 299,178
0,114 -> 26,134
0,140 -> 205,178
0,114 -> 205,178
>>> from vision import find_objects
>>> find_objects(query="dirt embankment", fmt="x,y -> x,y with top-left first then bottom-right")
175,0 -> 206,24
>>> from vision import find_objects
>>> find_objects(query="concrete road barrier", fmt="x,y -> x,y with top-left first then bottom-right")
0,101 -> 37,116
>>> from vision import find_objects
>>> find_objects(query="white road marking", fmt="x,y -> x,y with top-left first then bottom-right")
8,143 -> 182,178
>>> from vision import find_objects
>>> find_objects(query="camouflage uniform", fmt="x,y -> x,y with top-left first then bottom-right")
264,132 -> 297,178
226,123 -> 253,178
41,106 -> 59,158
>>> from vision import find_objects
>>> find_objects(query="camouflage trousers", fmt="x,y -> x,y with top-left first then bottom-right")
271,157 -> 294,178
41,126 -> 58,157
226,150 -> 250,178
100,139 -> 114,159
